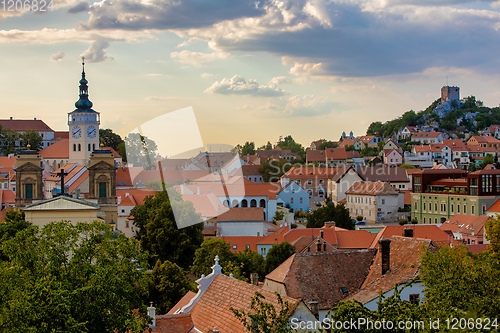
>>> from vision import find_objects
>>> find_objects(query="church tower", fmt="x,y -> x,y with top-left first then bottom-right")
68,58 -> 100,166
14,148 -> 43,207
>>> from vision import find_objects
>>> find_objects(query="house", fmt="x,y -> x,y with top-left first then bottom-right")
233,165 -> 264,183
383,149 -> 402,166
411,131 -> 444,144
281,166 -> 337,199
276,181 -> 309,213
397,126 -> 417,140
255,148 -> 300,162
216,207 -> 275,237
116,188 -> 157,237
262,249 -> 377,320
328,165 -> 361,204
444,139 -> 469,168
440,214 -> 491,245
486,125 -> 500,139
355,166 -> 410,190
346,181 -> 403,223
338,138 -> 360,150
0,118 -> 56,149
358,136 -> 382,149
383,139 -> 403,154
410,169 -> 500,224
429,144 -> 452,167
346,236 -> 434,310
326,148 -> 362,167
467,135 -> 500,150
171,256 -> 317,332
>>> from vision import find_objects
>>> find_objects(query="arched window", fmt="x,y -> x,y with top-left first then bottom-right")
88,144 -> 91,151
93,144 -> 96,151
241,199 -> 248,207
232,199 -> 238,207
259,199 -> 266,208
78,144 -> 81,151
250,199 -> 257,207
223,200 -> 230,207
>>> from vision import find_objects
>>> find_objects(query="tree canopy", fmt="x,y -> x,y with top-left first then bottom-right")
99,128 -> 124,151
131,190 -> 204,269
124,133 -> 158,169
264,242 -> 295,275
0,221 -> 151,333
306,202 -> 354,230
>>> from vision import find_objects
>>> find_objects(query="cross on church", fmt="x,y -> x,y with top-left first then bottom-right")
56,169 -> 69,196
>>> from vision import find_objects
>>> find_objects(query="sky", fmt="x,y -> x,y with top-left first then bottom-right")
2,0 -> 500,154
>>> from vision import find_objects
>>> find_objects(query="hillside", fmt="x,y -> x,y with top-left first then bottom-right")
366,96 -> 500,139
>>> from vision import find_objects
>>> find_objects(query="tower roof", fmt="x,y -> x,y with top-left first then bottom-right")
71,57 -> 98,114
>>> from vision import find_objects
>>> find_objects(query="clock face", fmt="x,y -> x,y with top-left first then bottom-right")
87,125 -> 97,138
72,126 -> 81,139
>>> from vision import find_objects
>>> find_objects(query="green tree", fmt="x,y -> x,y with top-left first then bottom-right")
0,129 -> 19,155
306,202 -> 354,230
235,249 -> 265,282
259,159 -> 297,182
231,292 -> 292,333
273,210 -> 285,223
264,242 -> 295,275
0,221 -> 151,333
99,128 -> 124,151
149,260 -> 196,315
366,121 -> 384,137
124,133 -> 158,169
117,142 -> 127,162
241,141 -> 256,155
481,153 -> 495,169
0,208 -> 30,260
191,238 -> 236,277
318,141 -> 338,150
19,130 -> 43,151
132,190 -> 204,268
258,141 -> 273,150
277,135 -> 305,160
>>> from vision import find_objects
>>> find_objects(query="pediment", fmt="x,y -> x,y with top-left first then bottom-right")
14,162 -> 42,172
88,160 -> 117,171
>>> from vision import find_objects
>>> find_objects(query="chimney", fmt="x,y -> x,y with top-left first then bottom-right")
403,228 -> 414,238
316,239 -> 321,252
379,238 -> 391,275
211,329 -> 220,333
147,302 -> 156,329
308,301 -> 319,318
320,230 -> 324,239
324,222 -> 336,229
323,242 -> 326,252
250,273 -> 259,286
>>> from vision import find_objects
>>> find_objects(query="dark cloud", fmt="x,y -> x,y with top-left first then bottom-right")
81,0 -> 267,30
67,1 -> 89,13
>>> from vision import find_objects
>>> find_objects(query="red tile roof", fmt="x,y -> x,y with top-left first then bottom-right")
369,225 -> 453,248
153,313 -> 194,333
0,189 -> 16,206
182,193 -> 225,218
0,156 -> 17,172
440,214 -> 490,237
216,207 -> 264,222
338,138 -> 358,148
486,197 -> 500,212
412,131 -> 443,138
346,181 -> 399,196
469,135 -> 500,144
190,274 -> 300,333
0,119 -> 53,132
39,139 -> 69,159
167,291 -> 197,315
265,249 -> 376,310
347,236 -> 433,305
336,230 -> 377,249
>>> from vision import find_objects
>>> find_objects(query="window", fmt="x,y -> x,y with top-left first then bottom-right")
457,204 -> 460,213
307,180 -> 312,185
472,205 -> 475,215
451,204 -> 454,213
464,204 -> 467,214
299,197 -> 303,204
99,182 -> 107,198
25,183 -> 33,199
409,294 -> 420,305
435,203 -> 438,211
73,144 -> 76,151
423,202 -> 426,211
250,199 -> 257,207
125,221 -> 129,228
232,245 -> 237,250
88,143 -> 91,151
434,218 -> 437,223
482,204 -> 486,214
245,245 -> 250,250
319,180 -> 324,185
78,144 -> 81,151
382,199 -> 385,204
291,197 -> 294,204
423,217 -> 426,223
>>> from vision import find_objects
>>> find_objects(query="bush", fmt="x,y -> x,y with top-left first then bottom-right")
411,218 -> 418,224
291,223 -> 297,229
356,215 -> 364,222
398,219 -> 407,225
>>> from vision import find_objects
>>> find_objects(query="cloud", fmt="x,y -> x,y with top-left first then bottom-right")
81,39 -> 111,63
201,73 -> 214,78
67,1 -> 90,13
255,95 -> 338,117
81,0 -> 267,30
170,50 -> 229,66
204,75 -> 287,97
50,51 -> 65,62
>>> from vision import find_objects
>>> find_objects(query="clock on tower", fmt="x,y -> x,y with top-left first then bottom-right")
68,57 -> 100,166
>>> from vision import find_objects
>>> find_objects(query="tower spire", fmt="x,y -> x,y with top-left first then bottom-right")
75,56 -> 93,110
